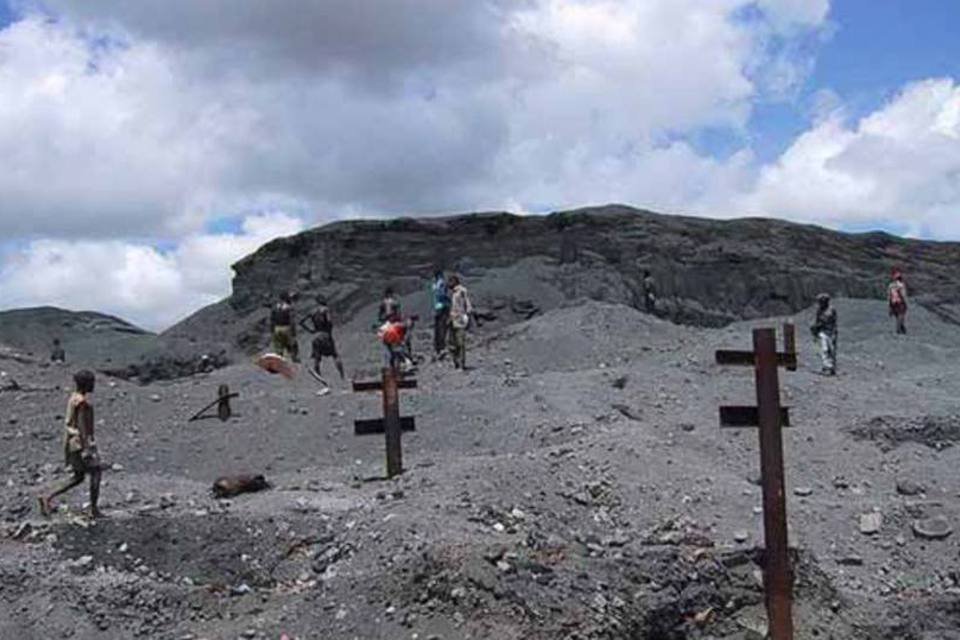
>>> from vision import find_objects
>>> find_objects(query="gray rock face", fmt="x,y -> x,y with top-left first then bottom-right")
175,205 -> 960,354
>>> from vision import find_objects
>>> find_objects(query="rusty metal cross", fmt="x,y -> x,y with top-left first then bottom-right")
188,384 -> 238,422
352,367 -> 417,478
716,323 -> 797,640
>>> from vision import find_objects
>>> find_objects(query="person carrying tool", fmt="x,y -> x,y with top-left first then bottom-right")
378,286 -> 415,357
431,270 -> 451,359
299,295 -> 345,383
38,370 -> 102,518
447,275 -> 474,370
270,291 -> 298,362
810,293 -> 838,376
888,268 -> 908,335
379,310 -> 416,372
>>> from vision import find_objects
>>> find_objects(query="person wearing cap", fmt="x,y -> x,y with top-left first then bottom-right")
888,269 -> 908,335
810,293 -> 837,376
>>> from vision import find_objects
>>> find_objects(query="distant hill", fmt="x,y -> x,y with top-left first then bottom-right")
0,307 -> 230,383
0,307 -> 153,362
166,204 -> 960,353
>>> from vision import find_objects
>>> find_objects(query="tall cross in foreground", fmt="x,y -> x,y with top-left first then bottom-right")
352,367 -> 417,478
716,323 -> 797,640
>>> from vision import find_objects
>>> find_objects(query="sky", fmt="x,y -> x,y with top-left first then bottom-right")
0,0 -> 958,330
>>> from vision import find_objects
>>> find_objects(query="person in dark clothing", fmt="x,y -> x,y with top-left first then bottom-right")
430,270 -> 451,358
888,269 -> 908,335
50,338 -> 65,364
641,270 -> 657,314
299,295 -> 345,382
270,291 -> 299,362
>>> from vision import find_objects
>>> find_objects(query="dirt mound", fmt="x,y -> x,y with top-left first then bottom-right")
383,544 -> 847,639
847,415 -> 960,450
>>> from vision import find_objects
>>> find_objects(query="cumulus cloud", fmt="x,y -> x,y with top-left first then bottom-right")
0,212 -> 303,330
743,79 -> 960,237
1,0 -> 832,239
29,0 -> 960,329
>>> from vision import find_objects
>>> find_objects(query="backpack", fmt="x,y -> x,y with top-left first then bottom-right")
379,321 -> 406,346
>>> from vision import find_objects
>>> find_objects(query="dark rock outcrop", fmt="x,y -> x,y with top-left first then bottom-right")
172,205 -> 960,353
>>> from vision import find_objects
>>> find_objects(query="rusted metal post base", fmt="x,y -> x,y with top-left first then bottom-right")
382,367 -> 403,478
753,328 -> 794,640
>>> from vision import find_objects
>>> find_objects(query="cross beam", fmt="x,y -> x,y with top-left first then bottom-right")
188,384 -> 238,422
716,323 -> 796,640
353,368 -> 416,478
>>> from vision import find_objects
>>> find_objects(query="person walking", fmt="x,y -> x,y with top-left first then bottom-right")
430,270 -> 451,359
299,295 -> 345,384
810,293 -> 838,376
447,275 -> 473,370
39,370 -> 102,518
888,269 -> 908,335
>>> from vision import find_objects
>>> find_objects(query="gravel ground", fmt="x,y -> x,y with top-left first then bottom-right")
1,298 -> 958,639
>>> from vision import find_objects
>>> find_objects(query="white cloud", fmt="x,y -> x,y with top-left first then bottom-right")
0,1 -> 831,238
755,0 -> 830,29
12,0 -> 924,328
743,79 -> 960,237
0,212 -> 303,330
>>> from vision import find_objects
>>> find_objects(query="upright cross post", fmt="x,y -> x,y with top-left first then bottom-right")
381,367 -> 403,478
353,367 -> 417,479
753,329 -> 793,640
716,326 -> 796,640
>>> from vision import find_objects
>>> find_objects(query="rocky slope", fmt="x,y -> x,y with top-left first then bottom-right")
171,205 -> 960,356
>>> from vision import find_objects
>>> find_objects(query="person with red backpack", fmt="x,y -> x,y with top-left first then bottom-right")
888,269 -> 908,335
378,310 -> 416,372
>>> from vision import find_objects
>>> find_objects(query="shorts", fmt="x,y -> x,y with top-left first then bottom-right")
311,333 -> 338,358
66,449 -> 99,476
272,326 -> 296,355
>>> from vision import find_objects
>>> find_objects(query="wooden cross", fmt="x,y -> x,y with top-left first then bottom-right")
188,384 -> 238,422
715,323 -> 796,640
352,367 -> 417,478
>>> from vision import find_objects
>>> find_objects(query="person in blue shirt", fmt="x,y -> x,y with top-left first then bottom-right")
431,270 -> 451,359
